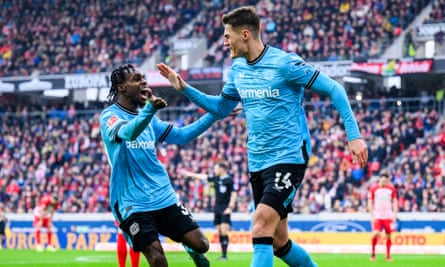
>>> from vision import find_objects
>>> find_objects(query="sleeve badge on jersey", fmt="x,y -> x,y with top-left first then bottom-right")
107,115 -> 119,127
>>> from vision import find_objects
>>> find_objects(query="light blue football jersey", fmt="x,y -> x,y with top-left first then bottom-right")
100,103 -> 177,222
182,45 -> 361,172
221,45 -> 360,172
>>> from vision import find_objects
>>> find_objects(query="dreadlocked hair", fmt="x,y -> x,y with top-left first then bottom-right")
107,64 -> 136,104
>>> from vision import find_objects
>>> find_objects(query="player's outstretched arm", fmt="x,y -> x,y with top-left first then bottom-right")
119,96 -> 167,140
101,96 -> 167,142
157,63 -> 187,91
158,112 -> 218,145
181,169 -> 208,180
157,63 -> 238,119
309,72 -> 368,168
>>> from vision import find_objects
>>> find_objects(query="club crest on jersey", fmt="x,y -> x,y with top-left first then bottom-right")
107,115 -> 119,127
129,222 -> 140,236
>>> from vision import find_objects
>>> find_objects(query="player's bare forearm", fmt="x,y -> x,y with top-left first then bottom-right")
181,170 -> 208,180
393,199 -> 398,219
229,192 -> 237,209
368,201 -> 374,219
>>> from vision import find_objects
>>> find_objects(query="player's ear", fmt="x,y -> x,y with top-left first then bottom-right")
117,83 -> 126,92
242,29 -> 249,40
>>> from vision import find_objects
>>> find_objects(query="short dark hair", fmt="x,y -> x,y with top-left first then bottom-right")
216,161 -> 228,171
51,193 -> 59,202
222,6 -> 260,35
107,64 -> 136,104
379,173 -> 390,179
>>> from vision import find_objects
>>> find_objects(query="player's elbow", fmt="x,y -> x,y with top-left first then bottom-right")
173,134 -> 192,145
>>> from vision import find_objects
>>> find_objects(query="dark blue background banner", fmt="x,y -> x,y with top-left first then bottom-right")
6,215 -> 445,249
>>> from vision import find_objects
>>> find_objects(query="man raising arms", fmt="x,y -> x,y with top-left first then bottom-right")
100,63 -> 217,267
158,5 -> 367,267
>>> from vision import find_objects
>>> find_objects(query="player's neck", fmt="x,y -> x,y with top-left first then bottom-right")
117,98 -> 138,113
246,41 -> 265,62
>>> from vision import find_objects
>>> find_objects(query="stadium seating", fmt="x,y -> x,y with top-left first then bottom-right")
183,0 -> 430,66
0,0 -> 431,75
0,94 -> 443,214
0,0 -> 443,215
0,0 -> 204,76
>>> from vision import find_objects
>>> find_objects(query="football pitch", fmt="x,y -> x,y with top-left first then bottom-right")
0,250 -> 443,267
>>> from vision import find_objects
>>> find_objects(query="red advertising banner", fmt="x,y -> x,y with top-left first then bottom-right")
179,67 -> 223,82
350,59 -> 434,76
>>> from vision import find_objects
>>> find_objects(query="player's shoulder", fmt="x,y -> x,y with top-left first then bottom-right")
100,104 -> 117,120
231,56 -> 247,67
100,104 -> 119,115
263,46 -> 302,65
40,195 -> 51,204
100,104 -> 124,128
369,183 -> 378,192
387,183 -> 397,191
271,47 -> 304,64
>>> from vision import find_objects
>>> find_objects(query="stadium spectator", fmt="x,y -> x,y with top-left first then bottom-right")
99,63 -> 215,267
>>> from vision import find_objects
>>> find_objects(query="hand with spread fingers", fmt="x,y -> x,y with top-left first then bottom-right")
157,63 -> 187,91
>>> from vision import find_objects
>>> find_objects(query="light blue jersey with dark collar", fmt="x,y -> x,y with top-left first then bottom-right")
100,102 -> 215,222
224,45 -> 313,171
182,45 -> 361,172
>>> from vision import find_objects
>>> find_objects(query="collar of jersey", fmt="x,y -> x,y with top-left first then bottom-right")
116,103 -> 138,115
247,44 -> 269,65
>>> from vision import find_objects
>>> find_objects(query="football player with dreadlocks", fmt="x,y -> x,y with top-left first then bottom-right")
100,63 -> 214,267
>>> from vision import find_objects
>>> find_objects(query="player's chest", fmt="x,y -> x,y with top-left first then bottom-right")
233,67 -> 281,90
374,188 -> 392,200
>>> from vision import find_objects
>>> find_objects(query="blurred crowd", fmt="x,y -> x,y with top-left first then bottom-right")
0,94 -> 444,215
0,0 -> 444,215
185,0 -> 430,67
0,0 -> 203,76
426,0 -> 445,23
0,0 -> 434,76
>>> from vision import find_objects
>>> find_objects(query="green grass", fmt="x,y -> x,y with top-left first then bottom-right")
0,250 -> 443,267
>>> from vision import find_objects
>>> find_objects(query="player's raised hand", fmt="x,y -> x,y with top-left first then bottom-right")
157,63 -> 187,91
348,138 -> 368,169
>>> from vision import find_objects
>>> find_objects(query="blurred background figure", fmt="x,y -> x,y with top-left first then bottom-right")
0,210 -> 8,249
33,193 -> 59,252
116,221 -> 140,267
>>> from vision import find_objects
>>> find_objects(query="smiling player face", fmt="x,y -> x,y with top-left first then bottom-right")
119,69 -> 152,110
